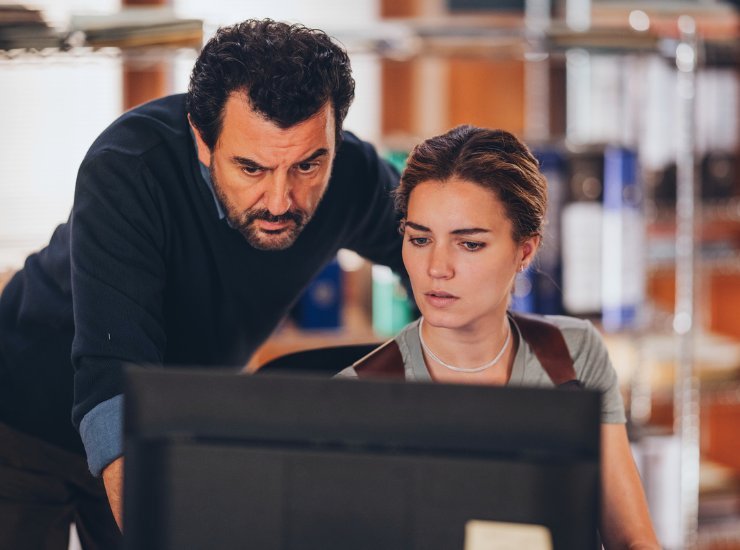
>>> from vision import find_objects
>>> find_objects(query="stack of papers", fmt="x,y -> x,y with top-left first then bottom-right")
70,7 -> 203,48
0,4 -> 62,50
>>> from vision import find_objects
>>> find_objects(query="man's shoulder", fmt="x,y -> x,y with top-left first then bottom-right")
333,130 -> 380,170
86,94 -> 189,161
330,130 -> 399,194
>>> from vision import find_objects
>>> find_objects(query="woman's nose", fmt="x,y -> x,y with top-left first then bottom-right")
427,245 -> 453,279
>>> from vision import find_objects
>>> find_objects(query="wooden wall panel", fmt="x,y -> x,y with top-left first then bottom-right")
708,272 -> 740,340
447,58 -> 525,136
123,60 -> 169,111
381,60 -> 416,138
648,269 -> 740,340
122,0 -> 169,110
703,398 -> 740,471
646,396 -> 740,473
381,0 -> 421,18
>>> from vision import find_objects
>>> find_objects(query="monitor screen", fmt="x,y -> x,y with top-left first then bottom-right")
123,367 -> 601,550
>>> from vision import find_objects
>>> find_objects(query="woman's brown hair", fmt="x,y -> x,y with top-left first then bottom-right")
396,125 -> 547,244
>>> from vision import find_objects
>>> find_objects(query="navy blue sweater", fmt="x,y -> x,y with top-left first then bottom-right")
0,94 -> 403,472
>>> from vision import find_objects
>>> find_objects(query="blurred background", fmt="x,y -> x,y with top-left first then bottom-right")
0,0 -> 738,548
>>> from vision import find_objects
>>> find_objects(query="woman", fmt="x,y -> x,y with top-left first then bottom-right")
340,125 -> 659,549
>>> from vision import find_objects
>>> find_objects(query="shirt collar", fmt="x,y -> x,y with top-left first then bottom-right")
189,125 -> 227,221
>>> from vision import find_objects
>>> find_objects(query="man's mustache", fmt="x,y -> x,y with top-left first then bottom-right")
244,209 -> 305,226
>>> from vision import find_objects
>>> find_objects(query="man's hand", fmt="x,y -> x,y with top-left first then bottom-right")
102,456 -> 124,531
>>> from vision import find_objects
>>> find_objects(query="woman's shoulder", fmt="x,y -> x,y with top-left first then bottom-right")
513,313 -> 603,359
532,313 -> 591,330
395,318 -> 421,339
527,314 -> 614,380
527,313 -> 598,339
335,319 -> 420,379
393,318 -> 421,355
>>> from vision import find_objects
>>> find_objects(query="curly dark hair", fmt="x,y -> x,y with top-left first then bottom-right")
186,19 -> 355,149
396,125 -> 547,244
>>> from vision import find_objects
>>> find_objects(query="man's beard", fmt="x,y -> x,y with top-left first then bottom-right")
210,169 -> 310,250
234,208 -> 307,250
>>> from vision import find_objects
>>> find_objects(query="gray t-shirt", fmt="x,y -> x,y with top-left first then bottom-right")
338,314 -> 626,424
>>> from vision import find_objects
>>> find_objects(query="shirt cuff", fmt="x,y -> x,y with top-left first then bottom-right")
79,394 -> 124,476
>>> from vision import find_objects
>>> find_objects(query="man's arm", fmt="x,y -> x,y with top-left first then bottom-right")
70,150 -> 167,481
103,456 -> 125,530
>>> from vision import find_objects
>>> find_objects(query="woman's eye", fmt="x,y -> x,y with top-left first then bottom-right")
461,241 -> 485,251
408,236 -> 429,247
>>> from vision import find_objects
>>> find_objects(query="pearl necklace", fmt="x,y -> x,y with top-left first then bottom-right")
418,317 -> 511,374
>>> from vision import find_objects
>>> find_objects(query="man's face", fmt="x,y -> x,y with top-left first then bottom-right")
192,92 -> 336,250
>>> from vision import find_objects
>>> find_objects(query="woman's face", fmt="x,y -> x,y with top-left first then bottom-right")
402,178 -> 538,332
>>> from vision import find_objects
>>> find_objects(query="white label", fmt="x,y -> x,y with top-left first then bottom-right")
464,520 -> 553,550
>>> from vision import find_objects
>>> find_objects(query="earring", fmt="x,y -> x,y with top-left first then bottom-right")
519,264 -> 526,273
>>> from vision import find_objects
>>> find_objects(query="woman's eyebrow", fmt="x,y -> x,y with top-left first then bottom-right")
451,227 -> 490,236
404,220 -> 431,232
405,220 -> 490,236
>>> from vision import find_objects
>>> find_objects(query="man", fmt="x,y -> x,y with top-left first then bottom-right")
0,19 -> 404,548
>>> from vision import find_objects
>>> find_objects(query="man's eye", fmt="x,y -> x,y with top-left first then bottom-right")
461,241 -> 485,251
297,162 -> 319,173
242,165 -> 262,175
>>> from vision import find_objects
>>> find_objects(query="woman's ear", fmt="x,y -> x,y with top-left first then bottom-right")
519,235 -> 541,270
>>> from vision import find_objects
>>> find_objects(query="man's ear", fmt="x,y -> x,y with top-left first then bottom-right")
188,115 -> 212,167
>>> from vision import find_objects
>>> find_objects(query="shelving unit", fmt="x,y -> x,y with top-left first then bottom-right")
367,4 -> 739,549
1,3 -> 737,547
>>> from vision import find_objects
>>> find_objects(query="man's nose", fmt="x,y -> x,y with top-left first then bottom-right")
264,173 -> 292,216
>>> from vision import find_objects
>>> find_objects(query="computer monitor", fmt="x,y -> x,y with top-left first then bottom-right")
123,367 -> 601,550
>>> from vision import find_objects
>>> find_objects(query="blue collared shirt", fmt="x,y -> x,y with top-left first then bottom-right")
189,126 -> 228,221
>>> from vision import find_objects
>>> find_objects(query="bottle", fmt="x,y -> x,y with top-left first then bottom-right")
561,145 -> 605,317
371,265 -> 411,338
292,257 -> 342,330
601,146 -> 644,332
